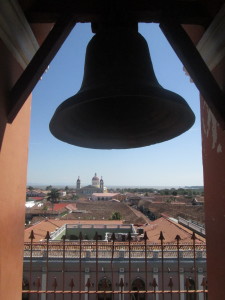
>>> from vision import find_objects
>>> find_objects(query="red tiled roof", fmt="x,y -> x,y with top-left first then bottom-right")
24,219 -> 123,242
66,204 -> 77,211
141,217 -> 205,244
53,203 -> 69,211
29,197 -> 45,201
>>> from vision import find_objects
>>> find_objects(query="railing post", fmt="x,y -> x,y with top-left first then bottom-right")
45,231 -> 50,300
79,232 -> 83,300
191,232 -> 197,295
62,235 -> 66,300
29,230 -> 35,291
175,234 -> 181,300
95,231 -> 99,300
127,232 -> 132,300
144,232 -> 148,297
159,231 -> 165,299
111,233 -> 116,300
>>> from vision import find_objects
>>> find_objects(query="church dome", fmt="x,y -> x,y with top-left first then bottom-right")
92,173 -> 99,180
92,173 -> 100,188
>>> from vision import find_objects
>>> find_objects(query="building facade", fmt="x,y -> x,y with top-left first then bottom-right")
76,174 -> 104,195
23,220 -> 207,300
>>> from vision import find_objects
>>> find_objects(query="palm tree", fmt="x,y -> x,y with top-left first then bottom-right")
47,189 -> 60,211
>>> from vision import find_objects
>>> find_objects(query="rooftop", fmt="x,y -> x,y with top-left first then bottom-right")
140,217 -> 205,244
24,219 -> 123,242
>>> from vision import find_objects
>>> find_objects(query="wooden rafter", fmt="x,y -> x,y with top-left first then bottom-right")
160,21 -> 225,129
21,0 -> 210,25
8,14 -> 76,123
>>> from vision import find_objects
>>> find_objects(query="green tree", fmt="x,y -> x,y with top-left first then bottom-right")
110,211 -> 121,220
65,186 -> 69,191
46,185 -> 53,191
28,186 -> 34,192
172,190 -> 177,196
47,189 -> 60,210
72,194 -> 79,201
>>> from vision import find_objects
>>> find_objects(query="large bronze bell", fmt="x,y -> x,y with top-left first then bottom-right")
49,26 -> 195,149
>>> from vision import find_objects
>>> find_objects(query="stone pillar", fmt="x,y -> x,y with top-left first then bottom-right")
197,268 -> 204,300
119,268 -> 125,300
41,267 -> 47,300
84,268 -> 90,300
153,268 -> 159,300
179,268 -> 185,300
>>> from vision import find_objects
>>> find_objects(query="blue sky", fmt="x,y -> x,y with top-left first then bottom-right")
27,23 -> 203,187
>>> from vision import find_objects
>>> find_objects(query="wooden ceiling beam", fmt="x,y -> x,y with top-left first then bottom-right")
21,0 -> 210,26
8,14 -> 76,123
160,21 -> 225,129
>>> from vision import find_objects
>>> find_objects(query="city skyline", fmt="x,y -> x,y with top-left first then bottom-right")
27,23 -> 203,187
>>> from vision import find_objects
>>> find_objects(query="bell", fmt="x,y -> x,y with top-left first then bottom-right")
49,26 -> 195,149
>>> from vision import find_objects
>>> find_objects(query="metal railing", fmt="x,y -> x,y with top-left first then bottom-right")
178,217 -> 206,236
23,230 -> 208,300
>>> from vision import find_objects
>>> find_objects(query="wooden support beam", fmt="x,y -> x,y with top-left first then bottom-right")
22,0 -> 210,25
160,21 -> 225,129
8,14 -> 76,123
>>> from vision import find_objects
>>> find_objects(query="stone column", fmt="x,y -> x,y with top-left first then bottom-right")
84,268 -> 90,300
41,267 -> 47,300
153,268 -> 159,300
179,268 -> 185,300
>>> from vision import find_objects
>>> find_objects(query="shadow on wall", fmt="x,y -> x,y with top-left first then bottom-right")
0,40 -> 25,151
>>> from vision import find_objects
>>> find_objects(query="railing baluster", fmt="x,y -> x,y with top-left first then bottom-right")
175,234 -> 181,300
52,277 -> 57,300
159,231 -> 165,299
95,232 -> 99,300
191,232 -> 197,298
103,278 -> 107,300
152,278 -> 158,300
69,278 -> 75,300
185,277 -> 190,298
29,230 -> 35,292
79,232 -> 83,300
144,232 -> 148,299
111,233 -> 116,300
168,277 -> 173,300
36,276 -> 41,300
201,276 -> 207,300
86,278 -> 91,300
119,278 -> 124,299
127,232 -> 132,300
45,231 -> 50,299
62,235 -> 66,300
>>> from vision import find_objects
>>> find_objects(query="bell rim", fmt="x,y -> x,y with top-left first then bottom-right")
49,88 -> 195,150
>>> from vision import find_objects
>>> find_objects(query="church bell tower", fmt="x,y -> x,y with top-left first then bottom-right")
76,176 -> 81,189
100,176 -> 104,192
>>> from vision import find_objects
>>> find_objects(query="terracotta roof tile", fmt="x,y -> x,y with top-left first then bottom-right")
141,217 -> 205,244
53,203 -> 69,211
